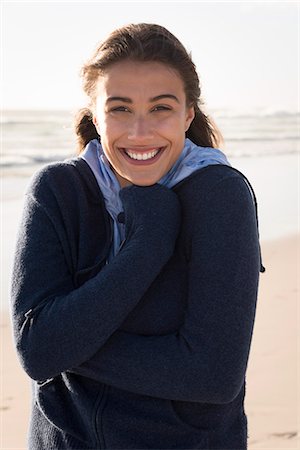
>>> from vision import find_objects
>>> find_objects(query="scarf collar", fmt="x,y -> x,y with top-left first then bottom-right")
81,138 -> 230,260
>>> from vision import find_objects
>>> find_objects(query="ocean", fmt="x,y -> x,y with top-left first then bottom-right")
1,108 -> 299,177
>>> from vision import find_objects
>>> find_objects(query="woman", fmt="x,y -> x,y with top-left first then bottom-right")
11,23 -> 264,449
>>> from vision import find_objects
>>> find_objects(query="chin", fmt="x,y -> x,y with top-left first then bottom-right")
130,175 -> 161,186
133,181 -> 157,187
120,171 -> 162,187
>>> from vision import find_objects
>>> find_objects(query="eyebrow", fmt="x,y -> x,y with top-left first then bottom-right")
106,94 -> 180,104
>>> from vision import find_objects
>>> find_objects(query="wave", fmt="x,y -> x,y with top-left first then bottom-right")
211,108 -> 300,119
1,110 -> 73,125
1,108 -> 299,124
226,136 -> 300,142
225,148 -> 299,158
2,120 -> 72,127
0,153 -> 74,168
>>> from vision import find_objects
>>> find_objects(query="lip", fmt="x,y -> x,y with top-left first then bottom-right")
120,146 -> 166,165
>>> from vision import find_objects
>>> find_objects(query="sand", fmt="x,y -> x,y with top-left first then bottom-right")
245,234 -> 299,449
0,234 -> 299,449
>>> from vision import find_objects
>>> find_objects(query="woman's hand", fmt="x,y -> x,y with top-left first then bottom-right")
120,183 -> 181,257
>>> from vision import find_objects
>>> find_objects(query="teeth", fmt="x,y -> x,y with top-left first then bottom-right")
125,149 -> 160,160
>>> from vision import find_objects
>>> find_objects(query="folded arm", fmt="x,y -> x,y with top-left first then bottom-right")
11,165 -> 180,381
70,176 -> 261,403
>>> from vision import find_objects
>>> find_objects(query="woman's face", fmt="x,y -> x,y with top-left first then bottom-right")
93,60 -> 195,187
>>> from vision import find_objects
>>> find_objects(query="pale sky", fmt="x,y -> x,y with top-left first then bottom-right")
1,1 -> 299,113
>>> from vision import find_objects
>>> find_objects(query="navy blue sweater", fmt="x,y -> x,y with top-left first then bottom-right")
11,158 -> 262,449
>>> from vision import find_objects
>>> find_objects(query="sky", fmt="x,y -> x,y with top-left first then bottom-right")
1,1 -> 299,113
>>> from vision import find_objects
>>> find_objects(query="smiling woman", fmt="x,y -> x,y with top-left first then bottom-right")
91,60 -> 195,186
11,23 -> 264,450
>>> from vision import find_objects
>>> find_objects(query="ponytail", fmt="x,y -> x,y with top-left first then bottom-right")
74,108 -> 99,154
187,106 -> 223,149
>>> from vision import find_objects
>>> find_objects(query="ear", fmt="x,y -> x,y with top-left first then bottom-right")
93,115 -> 101,135
185,106 -> 195,131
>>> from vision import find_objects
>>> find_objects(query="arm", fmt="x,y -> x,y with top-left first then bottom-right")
69,176 -> 261,403
11,166 -> 180,382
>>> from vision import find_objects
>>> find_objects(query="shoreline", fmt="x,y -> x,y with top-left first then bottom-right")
1,233 -> 299,449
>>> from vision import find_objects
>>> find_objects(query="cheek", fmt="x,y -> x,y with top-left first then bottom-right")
158,113 -> 188,133
99,121 -> 116,146
101,118 -> 129,141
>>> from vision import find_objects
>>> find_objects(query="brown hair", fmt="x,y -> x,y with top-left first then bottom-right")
75,23 -> 223,152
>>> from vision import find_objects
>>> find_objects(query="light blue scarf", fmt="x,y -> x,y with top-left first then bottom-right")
81,138 -> 230,261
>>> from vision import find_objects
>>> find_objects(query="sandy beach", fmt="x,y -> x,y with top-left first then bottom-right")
0,231 -> 299,449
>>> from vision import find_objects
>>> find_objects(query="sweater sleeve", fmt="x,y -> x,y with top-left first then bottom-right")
69,175 -> 261,403
11,166 -> 180,382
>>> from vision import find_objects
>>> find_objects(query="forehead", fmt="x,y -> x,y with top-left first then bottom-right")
95,60 -> 186,100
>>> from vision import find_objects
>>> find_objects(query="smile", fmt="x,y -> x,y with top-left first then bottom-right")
121,147 -> 165,164
126,149 -> 160,160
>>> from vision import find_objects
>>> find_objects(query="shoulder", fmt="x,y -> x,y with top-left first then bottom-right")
27,158 -> 85,191
174,164 -> 247,193
26,157 -> 101,204
174,164 -> 254,205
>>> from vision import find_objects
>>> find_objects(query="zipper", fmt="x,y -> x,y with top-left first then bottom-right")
93,384 -> 109,449
118,238 -> 126,253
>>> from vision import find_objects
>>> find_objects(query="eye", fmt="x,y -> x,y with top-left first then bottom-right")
110,106 -> 131,113
152,105 -> 172,112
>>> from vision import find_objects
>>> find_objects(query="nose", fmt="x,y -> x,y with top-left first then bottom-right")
127,116 -> 154,141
